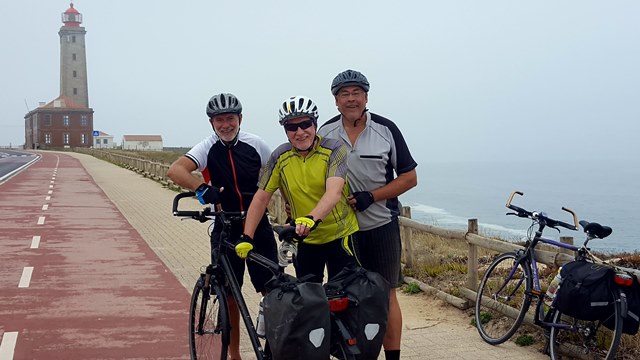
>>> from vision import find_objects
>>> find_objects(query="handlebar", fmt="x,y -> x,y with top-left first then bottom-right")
172,191 -> 244,223
505,191 -> 578,231
272,224 -> 306,243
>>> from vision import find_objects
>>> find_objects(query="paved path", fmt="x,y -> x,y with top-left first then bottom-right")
62,151 -> 551,360
0,152 -> 190,359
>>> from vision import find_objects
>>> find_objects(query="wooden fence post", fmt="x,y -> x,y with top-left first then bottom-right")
559,236 -> 574,266
467,219 -> 479,290
400,206 -> 414,268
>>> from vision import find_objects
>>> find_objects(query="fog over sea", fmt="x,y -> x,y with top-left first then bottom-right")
401,159 -> 640,253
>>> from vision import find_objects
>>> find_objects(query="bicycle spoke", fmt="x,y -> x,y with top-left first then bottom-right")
475,252 -> 532,345
189,282 -> 230,360
549,290 -> 623,360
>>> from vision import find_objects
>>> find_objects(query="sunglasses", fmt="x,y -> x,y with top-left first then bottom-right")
283,119 -> 315,132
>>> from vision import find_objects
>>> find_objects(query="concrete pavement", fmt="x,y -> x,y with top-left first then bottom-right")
67,151 -> 549,360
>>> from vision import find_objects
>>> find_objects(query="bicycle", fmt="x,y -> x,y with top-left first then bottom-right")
172,192 -> 360,360
474,191 -> 633,360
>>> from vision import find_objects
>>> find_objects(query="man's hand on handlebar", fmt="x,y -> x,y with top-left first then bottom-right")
195,183 -> 223,206
235,233 -> 254,259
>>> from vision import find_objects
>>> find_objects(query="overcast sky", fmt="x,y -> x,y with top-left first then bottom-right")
1,1 -> 638,164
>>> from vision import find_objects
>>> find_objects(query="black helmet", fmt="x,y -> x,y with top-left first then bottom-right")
330,69 -> 370,95
206,93 -> 242,117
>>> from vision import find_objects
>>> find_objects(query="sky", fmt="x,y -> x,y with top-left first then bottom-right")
1,1 -> 639,164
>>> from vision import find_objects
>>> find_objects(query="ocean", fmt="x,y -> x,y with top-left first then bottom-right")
401,159 -> 640,253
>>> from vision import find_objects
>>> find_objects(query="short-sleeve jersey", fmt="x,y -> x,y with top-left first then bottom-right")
186,131 -> 271,212
318,112 -> 418,231
259,136 -> 359,244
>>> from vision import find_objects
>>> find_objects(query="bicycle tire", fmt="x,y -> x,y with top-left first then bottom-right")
548,288 -> 623,360
189,277 -> 230,360
475,251 -> 532,345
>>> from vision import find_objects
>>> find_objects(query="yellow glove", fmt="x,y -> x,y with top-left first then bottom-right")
295,215 -> 321,230
235,234 -> 254,259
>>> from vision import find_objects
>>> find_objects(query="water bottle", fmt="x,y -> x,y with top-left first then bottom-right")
544,268 -> 562,307
256,296 -> 266,338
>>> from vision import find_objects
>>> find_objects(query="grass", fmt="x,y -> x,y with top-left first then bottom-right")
402,282 -> 422,295
405,228 -> 640,358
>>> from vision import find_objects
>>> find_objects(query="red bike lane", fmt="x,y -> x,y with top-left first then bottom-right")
0,152 -> 190,359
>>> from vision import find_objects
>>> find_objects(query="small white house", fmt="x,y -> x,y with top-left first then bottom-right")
93,131 -> 116,148
122,135 -> 163,151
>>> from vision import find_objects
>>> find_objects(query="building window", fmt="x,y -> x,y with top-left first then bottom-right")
63,115 -> 70,126
72,53 -> 76,61
44,114 -> 52,126
73,70 -> 77,77
81,134 -> 86,144
103,139 -> 109,145
72,36 -> 76,43
63,133 -> 70,144
45,133 -> 52,144
73,88 -> 78,95
81,115 -> 88,126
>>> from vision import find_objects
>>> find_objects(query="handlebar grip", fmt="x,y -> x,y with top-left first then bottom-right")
172,191 -> 196,215
561,206 -> 579,229
272,225 -> 305,242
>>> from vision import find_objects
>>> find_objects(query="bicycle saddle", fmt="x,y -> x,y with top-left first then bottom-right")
579,220 -> 613,239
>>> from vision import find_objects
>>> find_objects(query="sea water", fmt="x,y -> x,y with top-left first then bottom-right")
401,159 -> 640,253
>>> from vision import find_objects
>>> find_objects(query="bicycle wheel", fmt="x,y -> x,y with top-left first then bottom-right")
548,289 -> 622,360
475,251 -> 532,345
189,277 -> 230,360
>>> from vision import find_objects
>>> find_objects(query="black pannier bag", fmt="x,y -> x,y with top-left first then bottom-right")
605,272 -> 640,335
324,266 -> 390,360
263,273 -> 330,360
554,260 -> 615,321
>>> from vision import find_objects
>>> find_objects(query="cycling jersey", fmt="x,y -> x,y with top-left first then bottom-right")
259,136 -> 359,245
186,131 -> 271,212
318,112 -> 418,231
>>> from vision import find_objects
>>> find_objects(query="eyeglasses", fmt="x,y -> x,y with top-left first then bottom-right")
337,90 -> 364,99
283,119 -> 315,132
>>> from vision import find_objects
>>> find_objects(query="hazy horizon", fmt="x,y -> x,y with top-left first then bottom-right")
2,1 -> 638,163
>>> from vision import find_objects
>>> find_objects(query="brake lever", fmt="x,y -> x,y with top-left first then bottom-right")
506,212 -> 517,216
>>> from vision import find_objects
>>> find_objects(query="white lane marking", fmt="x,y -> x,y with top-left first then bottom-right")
47,190 -> 52,195
18,267 -> 34,288
31,236 -> 41,249
37,217 -> 45,225
42,204 -> 48,211
50,180 -> 54,184
48,185 -> 53,189
0,331 -> 19,360
45,196 -> 51,201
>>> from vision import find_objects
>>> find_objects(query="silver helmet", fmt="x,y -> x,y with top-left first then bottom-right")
206,93 -> 242,117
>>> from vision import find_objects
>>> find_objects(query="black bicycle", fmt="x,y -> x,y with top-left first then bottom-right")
172,192 -> 359,360
475,191 -> 633,360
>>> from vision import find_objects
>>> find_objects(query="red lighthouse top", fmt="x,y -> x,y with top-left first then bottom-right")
61,3 -> 82,27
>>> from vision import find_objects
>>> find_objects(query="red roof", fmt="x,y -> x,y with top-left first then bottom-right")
40,95 -> 86,109
64,3 -> 79,14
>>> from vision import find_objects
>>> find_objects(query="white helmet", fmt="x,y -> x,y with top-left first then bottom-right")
278,96 -> 319,125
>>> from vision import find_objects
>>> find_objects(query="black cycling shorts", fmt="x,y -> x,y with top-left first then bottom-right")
293,235 -> 358,283
352,218 -> 402,288
211,214 -> 277,293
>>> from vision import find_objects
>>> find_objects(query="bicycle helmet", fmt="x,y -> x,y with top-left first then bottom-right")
206,93 -> 242,118
330,69 -> 370,95
278,96 -> 319,125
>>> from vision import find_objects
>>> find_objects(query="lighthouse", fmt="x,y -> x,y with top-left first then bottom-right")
59,3 -> 89,108
24,3 -> 94,149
